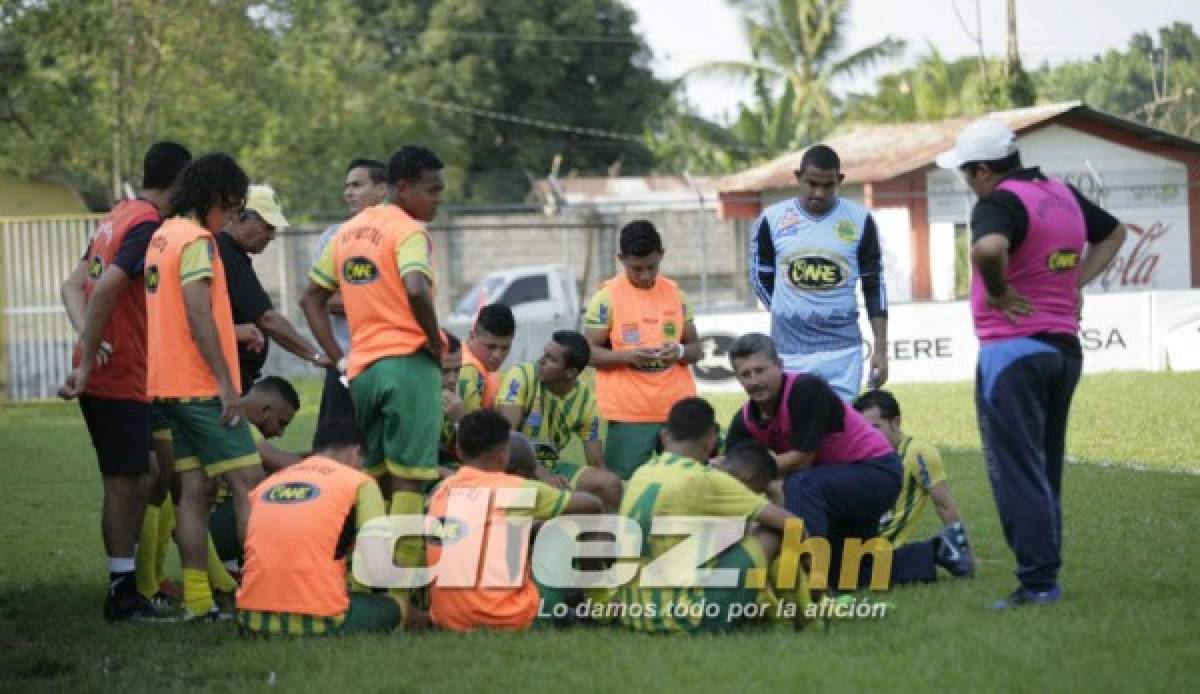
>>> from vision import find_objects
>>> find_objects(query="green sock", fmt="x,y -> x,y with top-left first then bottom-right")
389,492 -> 425,569
183,568 -> 214,616
135,504 -> 161,599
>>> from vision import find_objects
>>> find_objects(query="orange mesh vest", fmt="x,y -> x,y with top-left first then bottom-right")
595,274 -> 697,422
334,205 -> 432,378
462,347 -> 499,408
73,199 -> 160,401
237,457 -> 372,617
427,466 -> 540,631
144,218 -> 240,398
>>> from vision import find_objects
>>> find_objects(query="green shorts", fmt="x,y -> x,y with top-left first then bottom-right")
531,440 -> 587,488
603,422 -> 663,481
210,493 -> 241,563
618,537 -> 768,634
237,593 -> 402,637
350,354 -> 441,481
154,398 -> 258,476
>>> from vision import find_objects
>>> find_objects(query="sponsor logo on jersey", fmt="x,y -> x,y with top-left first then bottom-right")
342,256 -> 380,284
145,265 -> 160,294
835,219 -> 858,243
427,516 -> 468,546
263,481 -> 320,504
1047,249 -> 1080,272
786,255 -> 848,290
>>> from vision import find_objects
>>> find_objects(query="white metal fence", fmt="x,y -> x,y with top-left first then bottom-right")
1,215 -> 99,400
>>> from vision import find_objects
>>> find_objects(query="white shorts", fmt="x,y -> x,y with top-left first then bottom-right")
781,346 -> 863,402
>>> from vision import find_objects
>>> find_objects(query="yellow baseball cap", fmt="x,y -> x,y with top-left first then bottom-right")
245,184 -> 289,230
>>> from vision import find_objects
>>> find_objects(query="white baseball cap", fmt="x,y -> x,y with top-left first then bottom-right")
245,184 -> 289,230
935,119 -> 1018,169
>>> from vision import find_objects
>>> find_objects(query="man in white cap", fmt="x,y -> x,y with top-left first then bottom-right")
936,119 -> 1126,609
218,183 -> 331,392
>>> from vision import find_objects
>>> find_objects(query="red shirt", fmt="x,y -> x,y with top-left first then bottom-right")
73,199 -> 161,401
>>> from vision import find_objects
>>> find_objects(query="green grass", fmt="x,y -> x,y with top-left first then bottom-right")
2,372 -> 1199,692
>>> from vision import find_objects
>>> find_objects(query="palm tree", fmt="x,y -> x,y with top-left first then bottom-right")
687,0 -> 904,150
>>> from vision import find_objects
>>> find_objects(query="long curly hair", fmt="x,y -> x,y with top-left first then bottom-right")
168,153 -> 249,221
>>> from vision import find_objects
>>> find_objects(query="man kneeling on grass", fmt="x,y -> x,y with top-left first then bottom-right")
427,410 -> 603,632
235,421 -> 425,636
616,398 -> 812,634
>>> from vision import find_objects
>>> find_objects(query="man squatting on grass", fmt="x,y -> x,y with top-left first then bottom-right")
724,333 -> 973,590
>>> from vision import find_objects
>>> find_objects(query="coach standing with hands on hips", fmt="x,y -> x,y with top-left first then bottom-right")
936,119 -> 1126,609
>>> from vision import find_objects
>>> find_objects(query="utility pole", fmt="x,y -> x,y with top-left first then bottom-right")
1005,0 -> 1019,74
110,0 -> 122,202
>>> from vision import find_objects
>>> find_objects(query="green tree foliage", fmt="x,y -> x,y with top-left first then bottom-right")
1035,22 -> 1200,139
0,1 -> 272,208
686,0 -> 903,152
0,0 -> 668,210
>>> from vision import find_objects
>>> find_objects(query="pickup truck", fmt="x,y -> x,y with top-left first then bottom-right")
443,264 -> 583,369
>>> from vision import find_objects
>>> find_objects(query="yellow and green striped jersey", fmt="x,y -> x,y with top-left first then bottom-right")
497,362 -> 601,464
879,436 -> 946,546
616,453 -> 769,633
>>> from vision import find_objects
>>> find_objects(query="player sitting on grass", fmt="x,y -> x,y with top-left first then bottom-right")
853,389 -> 974,580
496,330 -> 623,511
427,410 -> 602,632
459,303 -> 514,412
616,398 -> 810,634
236,420 -> 425,637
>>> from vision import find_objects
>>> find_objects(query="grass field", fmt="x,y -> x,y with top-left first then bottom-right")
2,372 -> 1199,692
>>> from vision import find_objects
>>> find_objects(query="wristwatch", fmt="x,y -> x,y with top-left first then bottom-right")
311,351 -> 324,365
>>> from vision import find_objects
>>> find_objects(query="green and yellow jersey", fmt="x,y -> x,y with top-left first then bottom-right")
497,362 -> 600,473
879,436 -> 946,546
616,452 -> 769,634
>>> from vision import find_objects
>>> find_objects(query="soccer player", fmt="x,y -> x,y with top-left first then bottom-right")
584,220 -> 699,480
459,303 -> 515,412
439,333 -> 465,467
617,398 -> 808,634
217,184 -> 330,392
59,140 -> 192,622
141,152 -> 263,621
496,330 -> 623,511
724,333 -> 970,590
310,158 -> 390,447
235,421 -> 422,636
749,144 -> 888,400
853,389 -> 974,582
301,145 -> 446,575
936,119 -> 1126,608
427,410 -> 602,631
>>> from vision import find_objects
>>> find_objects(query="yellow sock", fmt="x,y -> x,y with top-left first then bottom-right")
135,504 -> 161,599
183,568 -> 214,616
389,492 -> 425,569
156,497 -> 175,585
206,534 -> 238,592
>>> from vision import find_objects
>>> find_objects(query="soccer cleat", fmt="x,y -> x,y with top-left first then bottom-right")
104,585 -> 184,623
933,522 -> 975,578
993,585 -> 1063,610
213,590 -> 237,620
181,606 -> 225,624
149,591 -> 180,611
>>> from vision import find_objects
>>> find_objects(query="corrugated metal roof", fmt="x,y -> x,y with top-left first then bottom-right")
718,101 -> 1200,193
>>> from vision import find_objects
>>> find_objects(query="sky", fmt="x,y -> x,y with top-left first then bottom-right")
625,0 -> 1200,123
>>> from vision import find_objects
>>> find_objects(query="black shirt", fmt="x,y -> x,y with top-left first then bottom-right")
725,373 -> 844,453
970,167 -> 1120,249
216,231 -> 273,392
